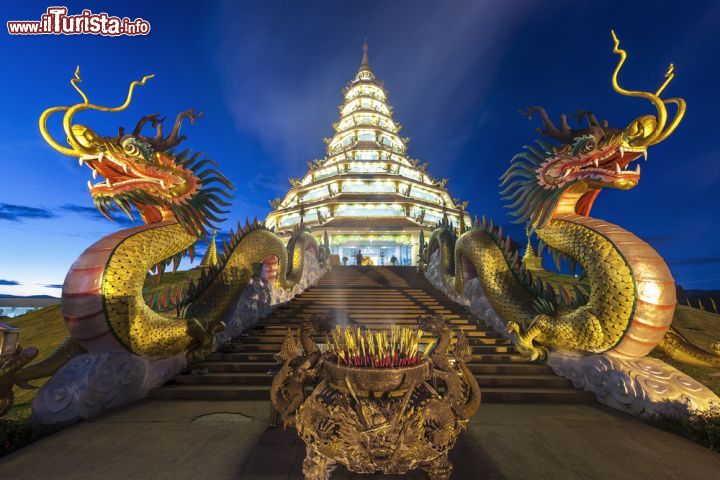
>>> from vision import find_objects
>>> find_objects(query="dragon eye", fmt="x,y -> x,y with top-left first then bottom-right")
121,138 -> 141,155
121,137 -> 153,161
582,141 -> 596,152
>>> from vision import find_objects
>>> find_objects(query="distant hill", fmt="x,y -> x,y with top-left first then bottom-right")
0,294 -> 59,299
0,295 -> 60,308
676,286 -> 720,312
4,304 -> 67,406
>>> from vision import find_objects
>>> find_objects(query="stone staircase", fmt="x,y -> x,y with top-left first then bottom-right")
150,266 -> 592,403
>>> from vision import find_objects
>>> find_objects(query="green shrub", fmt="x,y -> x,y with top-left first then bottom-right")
0,404 -> 39,457
651,405 -> 720,452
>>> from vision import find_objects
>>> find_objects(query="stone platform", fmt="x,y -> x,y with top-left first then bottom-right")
2,399 -> 718,479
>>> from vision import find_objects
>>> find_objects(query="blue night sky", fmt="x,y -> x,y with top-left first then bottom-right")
0,0 -> 718,296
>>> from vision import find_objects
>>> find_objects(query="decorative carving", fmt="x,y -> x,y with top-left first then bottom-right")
547,351 -> 720,417
271,318 -> 480,479
32,350 -> 186,426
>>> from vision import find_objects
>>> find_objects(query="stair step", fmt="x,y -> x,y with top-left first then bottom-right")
205,352 -> 525,362
248,324 -> 495,332
149,384 -> 593,403
232,336 -> 509,346
170,372 -> 570,389
150,266 -> 592,405
268,311 -> 466,317
226,344 -> 515,353
148,385 -> 271,401
239,329 -> 503,339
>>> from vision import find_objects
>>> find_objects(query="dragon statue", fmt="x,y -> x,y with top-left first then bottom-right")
0,68 -> 320,417
424,32 -> 720,369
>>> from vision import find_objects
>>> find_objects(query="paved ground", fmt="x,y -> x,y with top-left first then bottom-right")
1,400 -> 718,480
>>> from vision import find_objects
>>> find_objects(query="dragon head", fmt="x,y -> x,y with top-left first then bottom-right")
501,31 -> 686,230
39,68 -> 232,237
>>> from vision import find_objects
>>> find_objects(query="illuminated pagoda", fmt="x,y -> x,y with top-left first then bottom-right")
265,41 -> 470,265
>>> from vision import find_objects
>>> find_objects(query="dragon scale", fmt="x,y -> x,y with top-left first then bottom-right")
64,221 -> 294,357
452,215 -> 674,358
427,32 -> 696,362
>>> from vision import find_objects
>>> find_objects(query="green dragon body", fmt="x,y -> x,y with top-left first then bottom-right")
427,33 -> 718,366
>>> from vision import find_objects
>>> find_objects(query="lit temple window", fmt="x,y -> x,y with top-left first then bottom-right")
279,213 -> 300,227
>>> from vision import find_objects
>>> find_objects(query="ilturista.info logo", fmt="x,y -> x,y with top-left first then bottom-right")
7,6 -> 151,36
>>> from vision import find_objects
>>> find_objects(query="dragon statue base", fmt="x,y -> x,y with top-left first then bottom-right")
31,350 -> 185,426
270,318 -> 480,480
425,252 -> 720,418
547,351 -> 719,419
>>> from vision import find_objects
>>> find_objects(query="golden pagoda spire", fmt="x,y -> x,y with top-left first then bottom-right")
200,230 -> 219,269
359,39 -> 371,72
522,235 -> 543,271
356,39 -> 375,81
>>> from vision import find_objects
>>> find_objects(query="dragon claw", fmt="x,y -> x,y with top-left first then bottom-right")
186,318 -> 213,361
506,321 -> 547,362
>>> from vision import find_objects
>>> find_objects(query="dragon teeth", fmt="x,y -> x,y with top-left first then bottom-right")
615,163 -> 622,174
92,170 -> 97,180
87,180 -> 92,190
642,150 -> 648,161
593,158 -> 599,167
635,164 -> 641,174
106,178 -> 111,187
619,146 -> 625,157
562,169 -> 572,178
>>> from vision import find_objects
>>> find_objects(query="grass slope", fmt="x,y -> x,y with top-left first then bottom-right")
650,305 -> 720,395
2,304 -> 66,456
6,304 -> 68,406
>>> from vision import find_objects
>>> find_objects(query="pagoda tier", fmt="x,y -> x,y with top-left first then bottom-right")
265,41 -> 470,266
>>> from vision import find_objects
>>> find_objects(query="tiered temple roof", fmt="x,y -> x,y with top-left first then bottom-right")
264,42 -> 471,265
265,41 -> 470,236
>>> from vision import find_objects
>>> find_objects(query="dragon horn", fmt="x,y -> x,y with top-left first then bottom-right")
154,110 -> 203,150
40,66 -> 154,158
610,30 -> 686,147
521,106 -> 573,142
132,113 -> 165,136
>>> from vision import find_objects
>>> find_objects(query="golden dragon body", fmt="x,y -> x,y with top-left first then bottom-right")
0,69 -> 320,415
428,33 -> 718,366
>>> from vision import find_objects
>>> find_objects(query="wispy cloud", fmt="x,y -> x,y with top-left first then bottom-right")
59,204 -> 136,227
0,203 -> 56,222
668,257 -> 720,267
0,279 -> 21,286
215,1 -> 546,175
43,283 -> 64,289
246,173 -> 290,196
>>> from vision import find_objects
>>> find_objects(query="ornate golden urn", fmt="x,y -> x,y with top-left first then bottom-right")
270,316 -> 481,480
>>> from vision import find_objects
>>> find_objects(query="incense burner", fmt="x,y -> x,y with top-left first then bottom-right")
270,317 -> 481,480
